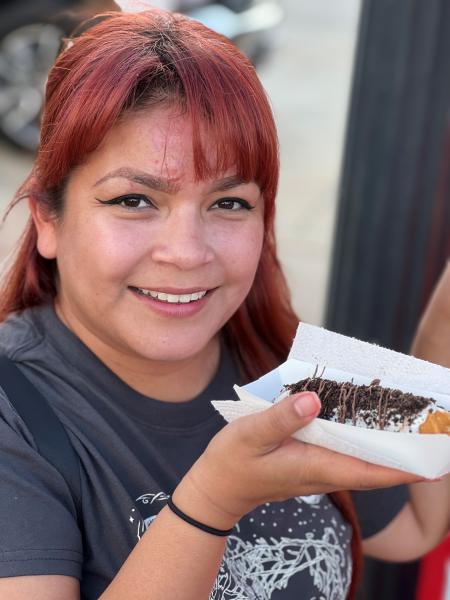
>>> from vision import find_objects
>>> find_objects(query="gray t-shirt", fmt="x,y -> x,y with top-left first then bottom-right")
0,305 -> 408,600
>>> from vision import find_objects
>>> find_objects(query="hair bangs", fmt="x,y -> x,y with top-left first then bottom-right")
174,46 -> 279,221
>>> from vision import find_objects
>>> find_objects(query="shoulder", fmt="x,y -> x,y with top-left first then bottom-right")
0,305 -> 52,433
0,304 -> 49,360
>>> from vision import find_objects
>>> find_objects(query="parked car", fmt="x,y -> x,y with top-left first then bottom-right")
0,0 -> 282,152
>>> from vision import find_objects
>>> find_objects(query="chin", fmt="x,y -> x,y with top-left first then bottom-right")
129,333 -> 216,363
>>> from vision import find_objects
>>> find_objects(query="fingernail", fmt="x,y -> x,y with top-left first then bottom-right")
294,393 -> 319,417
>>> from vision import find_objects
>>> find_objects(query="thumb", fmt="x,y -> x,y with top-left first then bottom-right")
245,392 -> 321,453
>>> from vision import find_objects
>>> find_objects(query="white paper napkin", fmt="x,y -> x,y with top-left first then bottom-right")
290,323 -> 450,395
212,324 -> 450,478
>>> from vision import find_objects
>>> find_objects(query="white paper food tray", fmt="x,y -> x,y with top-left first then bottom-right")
212,325 -> 450,478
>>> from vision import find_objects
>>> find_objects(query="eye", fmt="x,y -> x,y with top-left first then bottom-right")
210,197 -> 254,211
96,194 -> 154,210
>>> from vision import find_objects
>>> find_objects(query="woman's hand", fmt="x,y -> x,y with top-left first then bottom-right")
174,392 -> 423,530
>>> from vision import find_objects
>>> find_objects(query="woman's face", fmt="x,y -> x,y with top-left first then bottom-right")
35,107 -> 264,365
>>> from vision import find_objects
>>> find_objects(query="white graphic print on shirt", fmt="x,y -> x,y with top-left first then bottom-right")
130,493 -> 352,600
210,527 -> 349,600
132,491 -> 169,539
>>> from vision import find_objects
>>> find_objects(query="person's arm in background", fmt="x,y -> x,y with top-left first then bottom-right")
362,262 -> 450,561
411,261 -> 450,367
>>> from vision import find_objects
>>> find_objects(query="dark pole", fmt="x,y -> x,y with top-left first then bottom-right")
326,0 -> 450,354
325,1 -> 450,598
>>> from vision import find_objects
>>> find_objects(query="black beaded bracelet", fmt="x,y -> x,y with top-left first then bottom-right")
166,496 -> 234,537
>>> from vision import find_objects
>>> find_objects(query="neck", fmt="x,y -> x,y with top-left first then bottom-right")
103,339 -> 221,402
54,302 -> 221,402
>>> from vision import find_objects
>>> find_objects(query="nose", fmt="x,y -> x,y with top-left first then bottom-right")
150,207 -> 214,270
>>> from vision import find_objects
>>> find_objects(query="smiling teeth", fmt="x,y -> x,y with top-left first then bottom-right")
136,288 -> 207,303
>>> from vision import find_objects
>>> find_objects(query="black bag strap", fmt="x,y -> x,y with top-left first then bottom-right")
0,357 -> 82,526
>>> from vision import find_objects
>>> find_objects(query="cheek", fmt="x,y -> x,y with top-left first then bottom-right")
57,217 -> 145,287
214,222 -> 264,288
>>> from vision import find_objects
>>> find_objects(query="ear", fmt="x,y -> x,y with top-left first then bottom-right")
28,197 -> 58,259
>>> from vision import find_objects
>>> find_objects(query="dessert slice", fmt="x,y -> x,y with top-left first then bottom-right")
279,377 -> 450,434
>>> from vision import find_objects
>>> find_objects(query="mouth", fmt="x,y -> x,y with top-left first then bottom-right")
128,286 -> 211,304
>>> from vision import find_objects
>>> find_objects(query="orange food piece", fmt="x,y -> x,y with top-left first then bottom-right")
419,411 -> 450,434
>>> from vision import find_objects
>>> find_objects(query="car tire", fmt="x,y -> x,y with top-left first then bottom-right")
0,1 -> 77,152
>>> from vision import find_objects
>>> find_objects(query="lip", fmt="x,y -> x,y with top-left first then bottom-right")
128,286 -> 215,318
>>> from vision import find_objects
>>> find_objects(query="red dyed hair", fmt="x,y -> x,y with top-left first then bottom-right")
0,9 -> 361,596
1,9 -> 290,377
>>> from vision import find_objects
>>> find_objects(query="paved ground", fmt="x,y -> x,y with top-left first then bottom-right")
0,0 -> 360,325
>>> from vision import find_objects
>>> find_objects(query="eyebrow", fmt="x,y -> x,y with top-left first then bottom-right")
93,168 -> 248,194
209,175 -> 248,193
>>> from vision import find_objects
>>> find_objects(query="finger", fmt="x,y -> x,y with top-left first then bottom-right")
239,392 -> 321,453
348,461 -> 424,490
278,442 -> 423,492
311,447 -> 424,490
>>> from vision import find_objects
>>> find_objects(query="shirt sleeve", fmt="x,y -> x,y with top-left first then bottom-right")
0,388 -> 83,579
351,485 -> 410,539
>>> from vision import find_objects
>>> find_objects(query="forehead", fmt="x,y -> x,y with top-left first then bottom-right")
83,107 -> 214,185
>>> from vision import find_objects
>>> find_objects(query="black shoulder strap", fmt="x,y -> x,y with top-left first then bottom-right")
0,357 -> 82,525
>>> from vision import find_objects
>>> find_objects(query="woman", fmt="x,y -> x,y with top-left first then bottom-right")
0,8 -> 448,600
